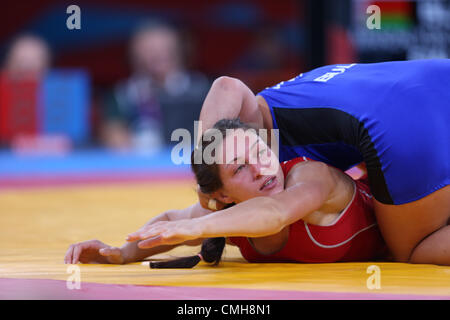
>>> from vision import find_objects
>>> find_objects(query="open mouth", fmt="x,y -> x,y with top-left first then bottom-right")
260,176 -> 276,191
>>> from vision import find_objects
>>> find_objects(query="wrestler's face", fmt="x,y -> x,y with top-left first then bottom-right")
214,129 -> 284,204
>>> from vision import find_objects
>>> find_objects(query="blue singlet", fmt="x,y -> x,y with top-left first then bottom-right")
258,59 -> 450,205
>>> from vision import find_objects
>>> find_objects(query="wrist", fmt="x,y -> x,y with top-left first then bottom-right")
193,216 -> 209,238
119,243 -> 135,264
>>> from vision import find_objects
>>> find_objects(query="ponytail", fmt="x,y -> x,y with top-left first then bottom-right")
150,237 -> 226,269
150,203 -> 235,269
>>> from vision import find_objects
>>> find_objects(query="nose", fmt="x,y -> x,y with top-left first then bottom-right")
250,162 -> 263,180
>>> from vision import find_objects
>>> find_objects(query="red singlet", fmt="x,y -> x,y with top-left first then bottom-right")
229,157 -> 387,263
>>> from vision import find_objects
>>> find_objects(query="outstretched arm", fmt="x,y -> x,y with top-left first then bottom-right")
129,162 -> 336,248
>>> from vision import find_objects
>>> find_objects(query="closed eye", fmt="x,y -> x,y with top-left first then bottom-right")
234,164 -> 245,175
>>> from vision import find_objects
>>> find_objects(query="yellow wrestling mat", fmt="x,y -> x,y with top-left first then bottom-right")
1,180 -> 449,299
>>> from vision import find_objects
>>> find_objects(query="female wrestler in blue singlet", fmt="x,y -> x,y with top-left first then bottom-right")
197,59 -> 450,265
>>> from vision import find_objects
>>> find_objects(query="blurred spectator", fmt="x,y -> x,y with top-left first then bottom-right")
2,34 -> 51,79
101,22 -> 210,153
233,26 -> 286,71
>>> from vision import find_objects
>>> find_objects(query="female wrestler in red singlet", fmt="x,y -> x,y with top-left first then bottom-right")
65,118 -> 388,265
228,156 -> 385,263
118,118 -> 387,267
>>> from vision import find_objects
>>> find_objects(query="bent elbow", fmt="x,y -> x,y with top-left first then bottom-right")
213,76 -> 240,91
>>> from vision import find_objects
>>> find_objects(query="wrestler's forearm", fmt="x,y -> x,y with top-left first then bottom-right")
197,77 -> 261,144
195,183 -> 327,239
195,197 -> 286,238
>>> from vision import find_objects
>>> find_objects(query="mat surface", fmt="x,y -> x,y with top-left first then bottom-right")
1,151 -> 449,300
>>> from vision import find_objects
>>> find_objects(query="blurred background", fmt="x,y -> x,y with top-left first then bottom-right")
0,0 -> 449,182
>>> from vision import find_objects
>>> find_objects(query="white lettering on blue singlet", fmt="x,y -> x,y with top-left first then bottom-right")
314,63 -> 356,83
271,74 -> 302,89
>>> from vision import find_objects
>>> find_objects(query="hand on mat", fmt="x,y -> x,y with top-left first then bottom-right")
64,240 -> 125,264
197,185 -> 227,211
127,220 -> 202,249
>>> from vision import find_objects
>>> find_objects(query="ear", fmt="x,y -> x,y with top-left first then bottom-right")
210,191 -> 234,204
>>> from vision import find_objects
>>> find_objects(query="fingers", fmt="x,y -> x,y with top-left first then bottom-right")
126,227 -> 150,241
64,245 -> 75,264
140,227 -> 165,240
127,220 -> 199,248
126,232 -> 140,242
137,234 -> 185,249
132,227 -> 174,248
130,229 -> 161,242
127,222 -> 167,242
137,235 -> 164,249
127,231 -> 148,242
72,244 -> 83,264
64,240 -> 103,264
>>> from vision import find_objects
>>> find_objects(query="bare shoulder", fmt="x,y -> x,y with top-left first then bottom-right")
285,160 -> 335,187
267,161 -> 337,227
289,160 -> 357,211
